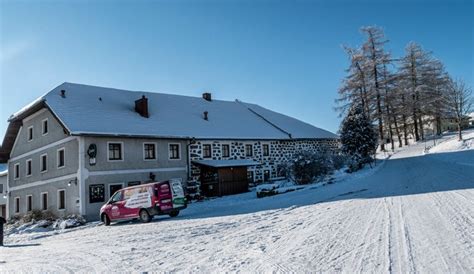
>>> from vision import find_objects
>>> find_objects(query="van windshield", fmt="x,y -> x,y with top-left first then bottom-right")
110,191 -> 122,203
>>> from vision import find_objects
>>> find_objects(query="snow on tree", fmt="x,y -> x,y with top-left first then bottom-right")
360,26 -> 391,151
340,104 -> 377,171
444,79 -> 473,141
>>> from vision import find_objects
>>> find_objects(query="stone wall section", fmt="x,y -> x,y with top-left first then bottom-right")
189,139 -> 339,186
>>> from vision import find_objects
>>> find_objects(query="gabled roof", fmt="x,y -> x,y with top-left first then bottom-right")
1,82 -> 337,162
10,82 -> 338,140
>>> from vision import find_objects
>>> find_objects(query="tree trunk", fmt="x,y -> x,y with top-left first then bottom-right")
458,122 -> 463,141
402,115 -> 409,145
393,116 -> 402,147
413,109 -> 419,141
435,116 -> 442,135
418,116 -> 424,140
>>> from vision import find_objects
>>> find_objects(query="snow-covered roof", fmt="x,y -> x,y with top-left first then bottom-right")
192,159 -> 260,168
10,82 -> 338,140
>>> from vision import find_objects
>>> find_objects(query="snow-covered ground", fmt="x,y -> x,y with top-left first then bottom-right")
1,132 -> 473,273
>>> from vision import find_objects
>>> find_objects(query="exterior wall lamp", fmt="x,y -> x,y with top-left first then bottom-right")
68,178 -> 78,187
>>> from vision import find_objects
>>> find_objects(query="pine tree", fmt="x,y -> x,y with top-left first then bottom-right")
340,104 -> 378,171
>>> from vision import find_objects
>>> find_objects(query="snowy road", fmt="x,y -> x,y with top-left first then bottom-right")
1,136 -> 473,273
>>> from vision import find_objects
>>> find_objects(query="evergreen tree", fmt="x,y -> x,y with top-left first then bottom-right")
340,104 -> 378,171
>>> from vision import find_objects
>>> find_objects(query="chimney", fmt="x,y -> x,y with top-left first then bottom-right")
203,111 -> 208,121
202,92 -> 212,101
135,95 -> 149,118
60,89 -> 66,98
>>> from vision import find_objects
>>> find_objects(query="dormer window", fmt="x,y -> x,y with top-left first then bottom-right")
42,119 -> 49,135
28,126 -> 34,141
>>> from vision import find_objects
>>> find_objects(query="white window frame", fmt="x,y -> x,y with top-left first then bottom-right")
41,118 -> 49,136
143,142 -> 157,161
26,158 -> 32,177
108,183 -> 125,198
40,153 -> 48,173
57,189 -> 66,211
41,192 -> 48,211
14,196 -> 20,213
107,141 -> 124,162
202,143 -> 212,158
221,143 -> 231,158
245,144 -> 253,157
262,143 -> 270,157
14,163 -> 20,180
168,143 -> 181,160
26,194 -> 33,212
247,170 -> 255,183
57,147 -> 66,169
27,126 -> 34,142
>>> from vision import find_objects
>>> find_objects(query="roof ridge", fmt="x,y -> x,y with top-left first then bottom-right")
235,99 -> 292,139
62,82 -> 236,104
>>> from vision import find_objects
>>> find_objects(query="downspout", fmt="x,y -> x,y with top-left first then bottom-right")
186,138 -> 196,181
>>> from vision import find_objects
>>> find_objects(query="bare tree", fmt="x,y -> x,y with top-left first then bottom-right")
445,79 -> 472,140
361,26 -> 391,151
337,46 -> 373,120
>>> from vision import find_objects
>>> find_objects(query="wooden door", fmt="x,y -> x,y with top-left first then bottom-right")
218,167 -> 249,195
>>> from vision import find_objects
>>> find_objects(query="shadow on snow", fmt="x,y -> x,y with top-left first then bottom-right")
112,149 -> 473,226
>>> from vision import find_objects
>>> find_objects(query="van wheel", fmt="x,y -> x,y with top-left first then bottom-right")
139,209 -> 151,223
102,214 -> 110,226
169,210 -> 179,217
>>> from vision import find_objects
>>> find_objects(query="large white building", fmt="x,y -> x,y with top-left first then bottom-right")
0,82 -> 339,220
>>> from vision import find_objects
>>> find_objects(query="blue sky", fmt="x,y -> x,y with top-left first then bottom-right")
0,0 -> 472,139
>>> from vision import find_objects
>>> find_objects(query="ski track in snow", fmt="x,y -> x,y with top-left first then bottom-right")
1,133 -> 473,273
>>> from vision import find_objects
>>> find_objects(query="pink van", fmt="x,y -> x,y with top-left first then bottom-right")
100,180 -> 187,225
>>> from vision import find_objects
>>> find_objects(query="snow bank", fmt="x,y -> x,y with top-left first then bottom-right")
428,130 -> 474,154
5,215 -> 87,237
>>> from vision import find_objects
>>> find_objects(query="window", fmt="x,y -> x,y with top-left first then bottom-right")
89,184 -> 105,203
128,181 -> 141,187
109,184 -> 123,198
41,192 -> 48,211
26,159 -> 32,176
247,171 -> 254,183
42,119 -> 48,135
28,126 -> 33,141
263,144 -> 270,157
222,144 -> 230,158
14,197 -> 20,213
143,143 -> 156,160
169,144 -> 180,159
14,163 -> 20,179
40,154 -> 48,172
108,142 -> 123,161
245,144 -> 253,157
263,170 -> 270,182
0,184 -> 3,193
57,148 -> 65,168
26,195 -> 33,212
58,189 -> 66,210
203,144 -> 212,158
